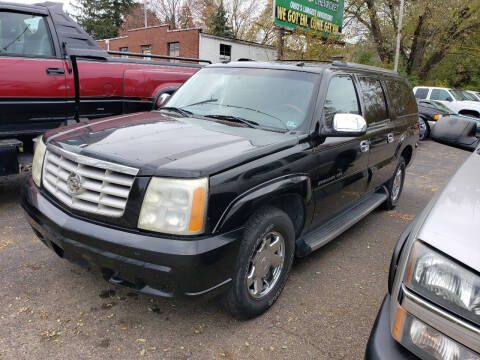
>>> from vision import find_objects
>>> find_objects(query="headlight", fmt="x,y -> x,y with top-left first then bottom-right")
393,309 -> 479,360
404,241 -> 480,326
138,177 -> 208,235
32,137 -> 46,187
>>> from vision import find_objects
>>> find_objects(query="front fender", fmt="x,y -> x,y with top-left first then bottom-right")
212,175 -> 312,234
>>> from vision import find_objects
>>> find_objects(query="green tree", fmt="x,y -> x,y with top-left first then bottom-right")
73,0 -> 135,39
210,1 -> 233,37
345,0 -> 480,81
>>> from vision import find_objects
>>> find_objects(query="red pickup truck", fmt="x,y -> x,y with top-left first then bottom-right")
0,2 -> 205,176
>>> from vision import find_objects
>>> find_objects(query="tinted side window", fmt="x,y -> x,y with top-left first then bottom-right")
358,77 -> 388,125
0,12 -> 53,57
430,89 -> 452,101
385,79 -> 417,116
415,88 -> 429,99
323,76 -> 361,127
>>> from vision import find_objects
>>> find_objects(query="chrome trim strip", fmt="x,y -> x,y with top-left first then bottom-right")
47,145 -> 139,176
400,285 -> 480,353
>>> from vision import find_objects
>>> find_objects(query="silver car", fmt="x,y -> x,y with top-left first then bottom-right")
365,145 -> 480,359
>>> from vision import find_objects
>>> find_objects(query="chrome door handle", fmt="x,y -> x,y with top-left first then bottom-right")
387,133 -> 394,143
360,140 -> 370,153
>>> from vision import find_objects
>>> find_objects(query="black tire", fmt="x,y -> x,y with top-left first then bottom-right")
383,157 -> 406,210
223,206 -> 295,319
419,117 -> 430,140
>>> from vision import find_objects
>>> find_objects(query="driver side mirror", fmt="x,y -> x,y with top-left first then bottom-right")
322,113 -> 367,137
156,93 -> 172,108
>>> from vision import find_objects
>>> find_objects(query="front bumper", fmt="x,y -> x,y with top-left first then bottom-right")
22,177 -> 243,298
365,294 -> 419,360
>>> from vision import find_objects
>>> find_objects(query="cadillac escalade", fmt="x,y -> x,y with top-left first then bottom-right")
22,60 -> 419,318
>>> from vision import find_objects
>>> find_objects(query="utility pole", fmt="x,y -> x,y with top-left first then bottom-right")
144,0 -> 148,28
394,0 -> 404,72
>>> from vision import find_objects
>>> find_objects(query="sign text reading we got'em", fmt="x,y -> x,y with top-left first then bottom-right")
274,0 -> 345,37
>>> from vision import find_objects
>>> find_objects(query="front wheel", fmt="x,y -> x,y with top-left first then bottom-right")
418,117 -> 430,140
223,206 -> 295,319
383,157 -> 406,210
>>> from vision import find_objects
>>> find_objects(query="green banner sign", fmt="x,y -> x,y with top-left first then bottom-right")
274,0 -> 345,37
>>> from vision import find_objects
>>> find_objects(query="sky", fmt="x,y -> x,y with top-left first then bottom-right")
11,0 -> 75,14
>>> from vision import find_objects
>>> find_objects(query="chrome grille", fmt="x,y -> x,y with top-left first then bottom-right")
42,147 -> 138,218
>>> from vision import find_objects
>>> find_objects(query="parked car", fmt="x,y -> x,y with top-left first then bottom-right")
413,86 -> 480,119
365,142 -> 480,360
0,2 -> 206,177
22,60 -> 419,318
417,100 -> 480,140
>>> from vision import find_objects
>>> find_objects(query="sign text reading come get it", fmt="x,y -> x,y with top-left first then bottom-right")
274,0 -> 345,37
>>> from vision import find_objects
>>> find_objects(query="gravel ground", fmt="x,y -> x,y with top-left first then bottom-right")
0,139 -> 470,360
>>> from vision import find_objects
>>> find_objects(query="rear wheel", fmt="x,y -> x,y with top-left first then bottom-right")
383,157 -> 406,210
224,206 -> 295,319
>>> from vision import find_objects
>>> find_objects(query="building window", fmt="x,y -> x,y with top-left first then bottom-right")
168,42 -> 180,62
141,44 -> 151,60
219,44 -> 231,62
119,47 -> 128,58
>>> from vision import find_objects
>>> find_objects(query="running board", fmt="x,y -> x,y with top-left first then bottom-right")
296,189 -> 388,257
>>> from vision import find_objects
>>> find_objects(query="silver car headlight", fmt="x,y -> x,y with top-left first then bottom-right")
138,177 -> 208,235
32,137 -> 46,187
404,241 -> 480,326
393,308 -> 479,360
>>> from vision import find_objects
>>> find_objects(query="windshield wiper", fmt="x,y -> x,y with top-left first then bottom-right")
183,98 -> 219,108
204,114 -> 260,129
159,107 -> 192,117
221,104 -> 288,130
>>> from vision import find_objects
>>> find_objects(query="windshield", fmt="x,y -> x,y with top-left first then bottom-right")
166,67 -> 318,131
450,90 -> 468,101
462,91 -> 479,102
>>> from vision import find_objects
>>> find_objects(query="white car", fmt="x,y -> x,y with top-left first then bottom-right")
413,86 -> 480,118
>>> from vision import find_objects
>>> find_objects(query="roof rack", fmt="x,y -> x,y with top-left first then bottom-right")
277,59 -> 332,63
331,61 -> 398,74
107,51 -> 212,64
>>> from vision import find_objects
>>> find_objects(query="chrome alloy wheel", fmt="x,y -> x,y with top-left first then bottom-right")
246,231 -> 285,299
419,118 -> 427,140
391,167 -> 403,201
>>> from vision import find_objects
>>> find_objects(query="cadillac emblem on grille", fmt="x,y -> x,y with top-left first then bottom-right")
66,173 -> 82,195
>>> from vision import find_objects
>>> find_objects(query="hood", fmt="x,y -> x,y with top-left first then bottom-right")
459,100 -> 480,111
418,148 -> 480,272
44,112 -> 300,177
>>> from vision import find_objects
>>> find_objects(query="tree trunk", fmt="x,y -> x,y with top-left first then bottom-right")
365,0 -> 392,63
406,12 -> 427,75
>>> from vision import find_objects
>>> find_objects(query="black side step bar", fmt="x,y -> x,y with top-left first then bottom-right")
296,188 -> 388,257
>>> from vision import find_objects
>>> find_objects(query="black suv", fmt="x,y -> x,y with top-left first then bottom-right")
22,61 -> 419,318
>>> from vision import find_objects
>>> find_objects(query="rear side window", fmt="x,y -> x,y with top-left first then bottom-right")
0,11 -> 53,57
385,79 -> 417,116
323,75 -> 361,127
430,89 -> 453,101
358,77 -> 388,125
414,88 -> 429,99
